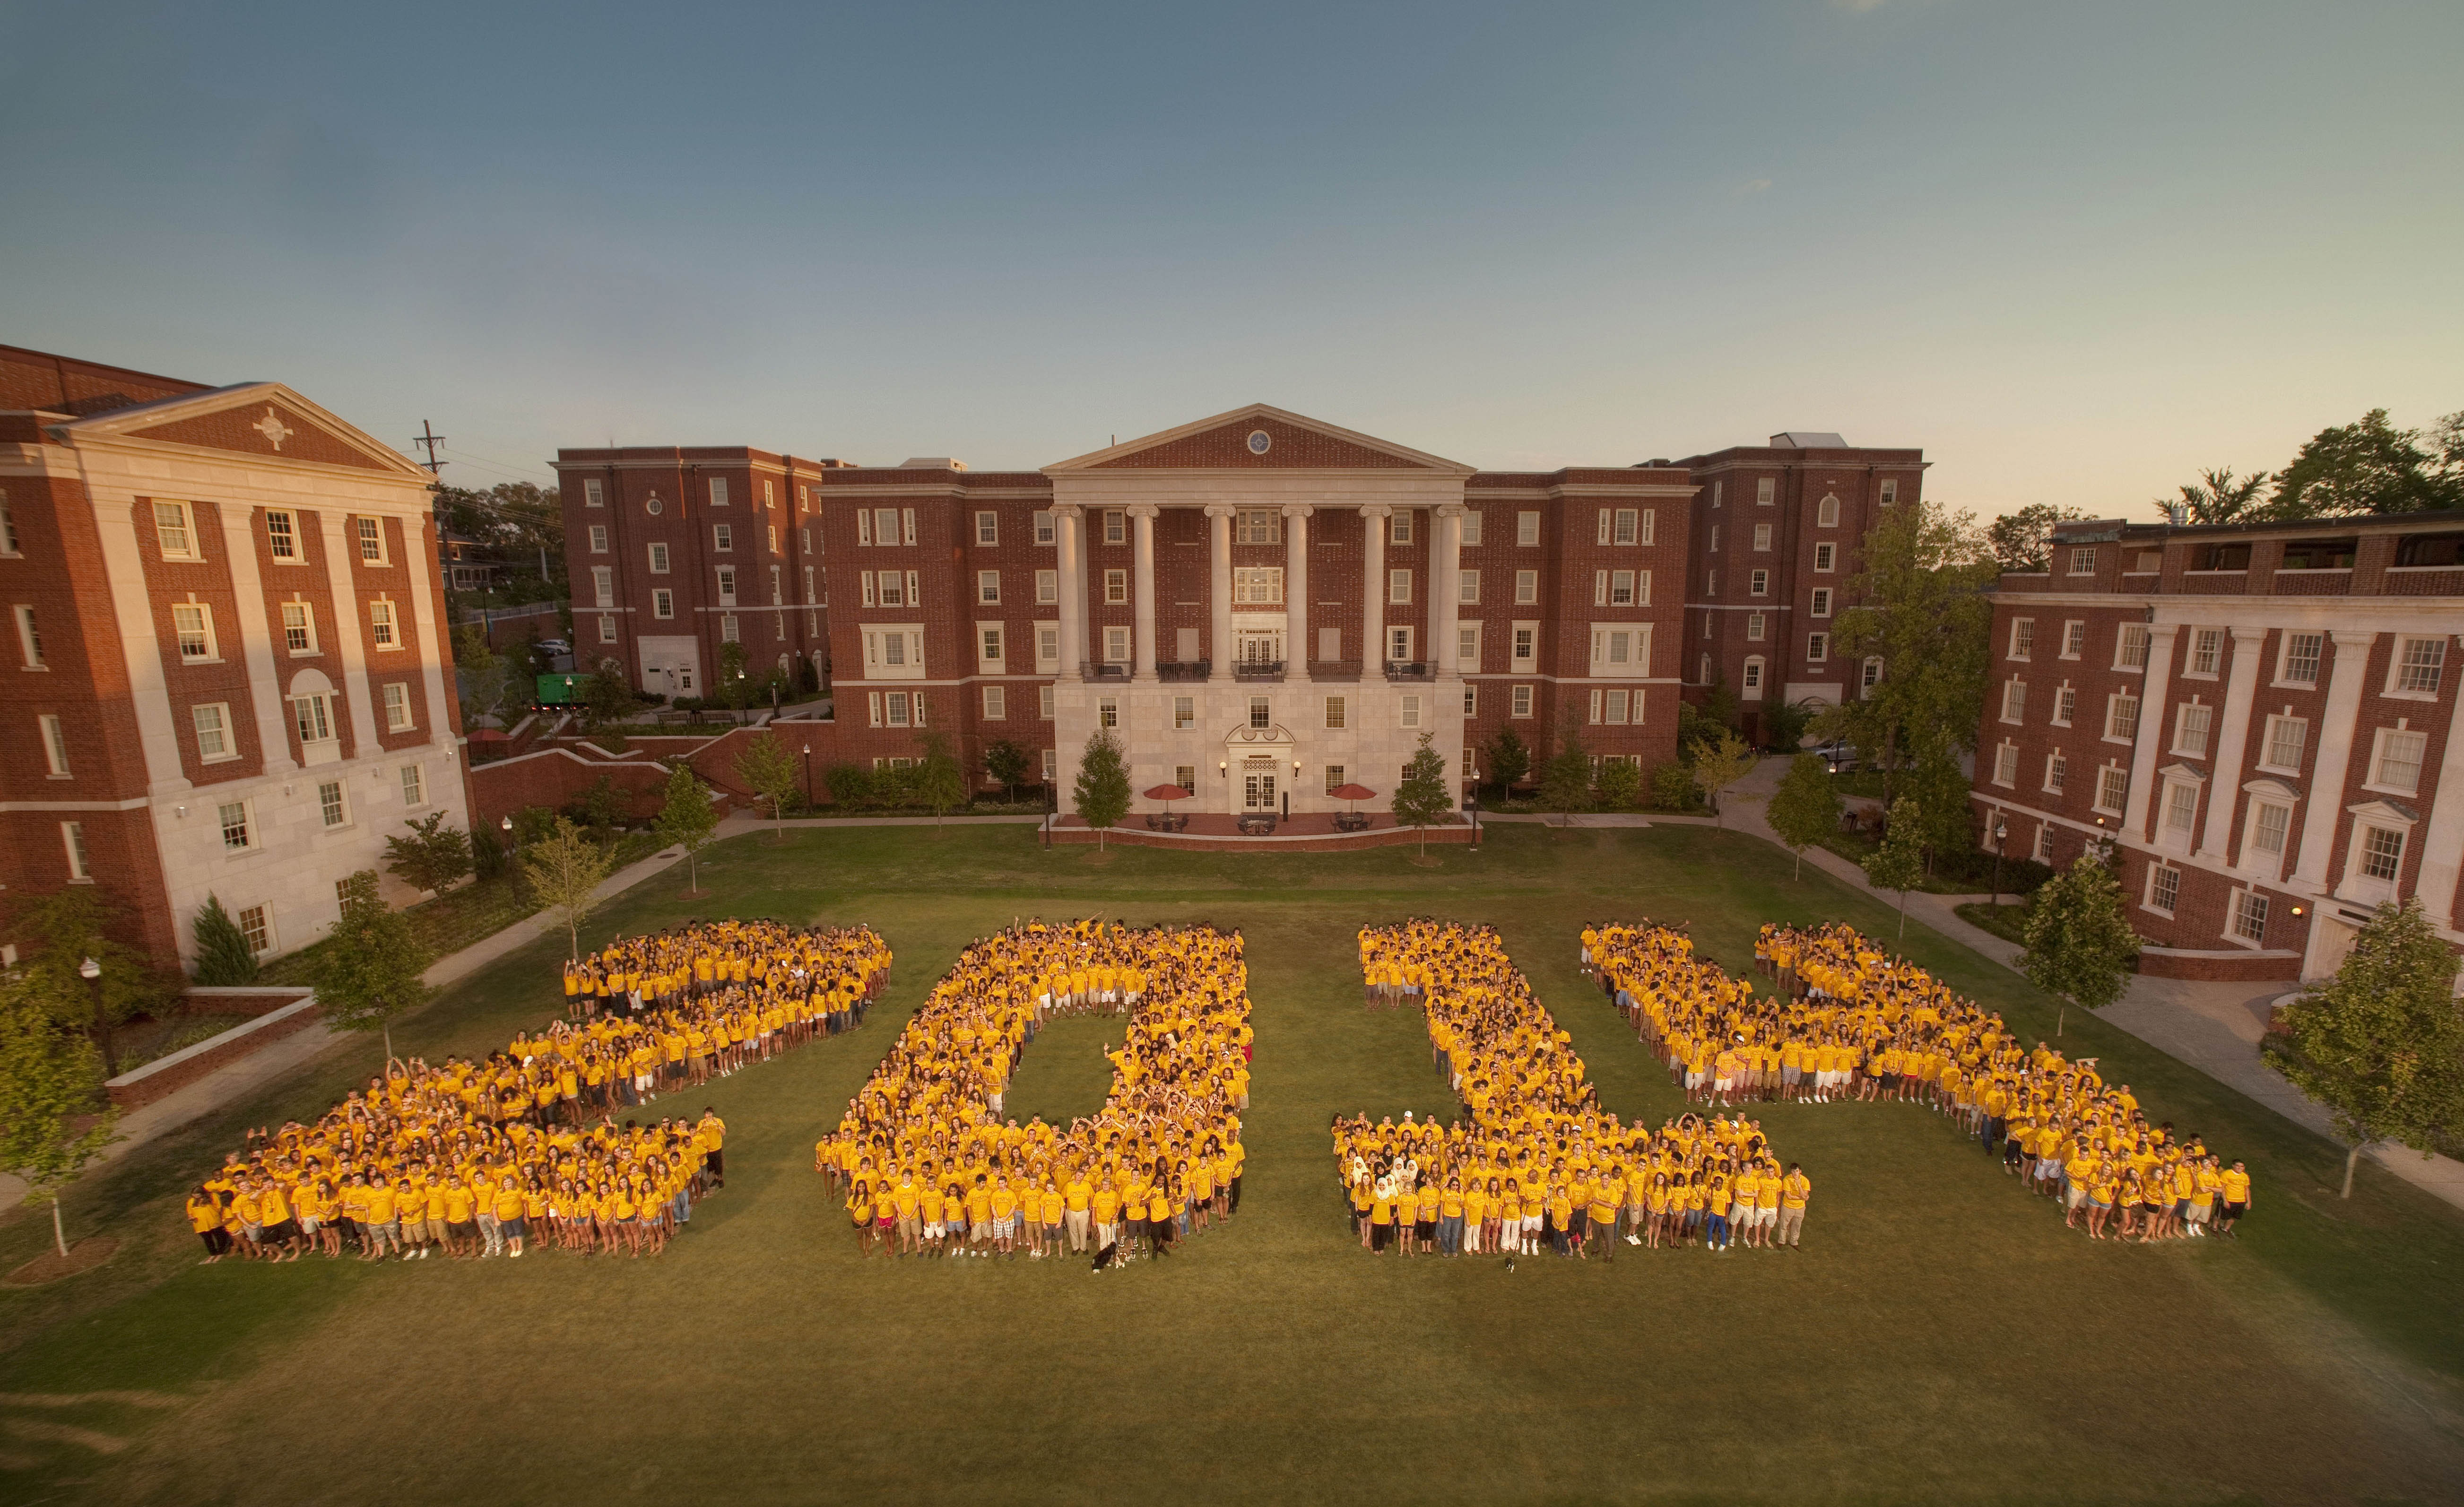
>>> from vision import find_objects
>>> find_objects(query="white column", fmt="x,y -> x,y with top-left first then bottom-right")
1207,505 -> 1234,684
1283,504 -> 1311,678
1362,504 -> 1390,671
1054,504 -> 1085,680
211,503 -> 293,778
319,512 -> 382,755
1129,504 -> 1159,682
2291,628 -> 2376,889
2121,624 -> 2178,841
1430,503 -> 1462,678
2196,626 -> 2269,862
2409,634 -> 2464,932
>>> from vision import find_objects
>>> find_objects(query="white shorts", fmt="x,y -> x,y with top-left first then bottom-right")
1521,1214 -> 1542,1233
1755,1206 -> 1778,1227
924,1221 -> 945,1239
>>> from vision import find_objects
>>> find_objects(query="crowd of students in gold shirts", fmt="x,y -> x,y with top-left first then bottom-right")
1586,918 -> 2252,1242
181,920 -> 892,1264
816,919 -> 1252,1266
1334,919 -> 1812,1259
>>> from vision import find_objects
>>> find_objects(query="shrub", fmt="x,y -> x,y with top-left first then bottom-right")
1649,762 -> 1702,813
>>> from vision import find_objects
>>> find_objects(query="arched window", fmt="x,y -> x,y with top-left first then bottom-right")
1817,494 -> 1840,528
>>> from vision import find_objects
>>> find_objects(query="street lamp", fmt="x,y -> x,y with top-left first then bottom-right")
1467,764 -> 1482,849
79,955 -> 114,1078
1989,814 -> 2009,906
802,743 -> 813,809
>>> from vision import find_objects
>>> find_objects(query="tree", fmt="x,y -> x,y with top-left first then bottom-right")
1861,797 -> 1926,940
453,624 -> 518,729
2018,852 -> 2141,1036
654,762 -> 720,893
1072,730 -> 1132,850
382,812 -> 473,896
190,893 -> 260,985
315,871 -> 432,1061
0,979 -> 119,1260
2164,466 -> 2271,526
1391,732 -> 1453,857
1539,727 -> 1591,825
734,734 -> 801,840
1766,754 -> 1843,880
2268,899 -> 2464,1198
581,663 -> 635,730
716,641 -> 753,721
524,817 -> 616,960
1481,727 -> 1531,797
1690,727 -> 1756,829
9,887 -> 174,1079
1697,676 -> 1741,737
983,738 -> 1032,803
1758,697 -> 1818,754
2264,408 -> 2464,520
913,731 -> 967,825
1903,747 -> 1978,878
1987,502 -> 2087,573
1594,758 -> 1644,812
1819,498 -> 1997,807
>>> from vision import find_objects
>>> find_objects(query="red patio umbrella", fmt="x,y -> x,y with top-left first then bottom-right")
1144,782 -> 1192,821
1328,782 -> 1378,822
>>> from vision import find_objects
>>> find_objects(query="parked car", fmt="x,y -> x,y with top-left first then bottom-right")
1810,739 -> 1860,773
534,638 -> 571,658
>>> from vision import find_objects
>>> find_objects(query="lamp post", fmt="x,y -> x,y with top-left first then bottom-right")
1989,814 -> 2009,906
79,955 -> 114,1078
802,743 -> 813,810
1467,764 -> 1482,850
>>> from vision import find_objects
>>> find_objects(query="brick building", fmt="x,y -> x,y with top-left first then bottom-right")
1665,433 -> 1928,738
1973,512 -> 2464,982
0,346 -> 471,966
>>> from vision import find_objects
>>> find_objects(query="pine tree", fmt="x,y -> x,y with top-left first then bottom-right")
1390,732 -> 1453,857
2018,852 -> 2142,1036
1765,754 -> 1843,880
1861,797 -> 1926,939
191,893 -> 260,985
0,977 -> 119,1259
2268,899 -> 2464,1197
654,762 -> 720,894
1072,730 -> 1132,851
314,871 -> 432,1062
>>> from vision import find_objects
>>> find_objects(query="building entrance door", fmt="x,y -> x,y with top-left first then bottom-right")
1237,630 -> 1283,667
1242,757 -> 1277,811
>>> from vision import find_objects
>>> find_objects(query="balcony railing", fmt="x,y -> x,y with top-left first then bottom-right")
1157,659 -> 1211,682
1314,658 -> 1365,682
1383,660 -> 1437,683
1079,661 -> 1130,682
1232,659 -> 1286,682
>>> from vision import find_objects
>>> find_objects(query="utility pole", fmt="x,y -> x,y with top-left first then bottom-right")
411,420 -> 447,476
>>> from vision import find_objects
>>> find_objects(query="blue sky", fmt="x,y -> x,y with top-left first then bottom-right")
3,1 -> 2457,516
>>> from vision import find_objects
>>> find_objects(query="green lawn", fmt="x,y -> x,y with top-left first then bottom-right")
4,823 -> 2460,1504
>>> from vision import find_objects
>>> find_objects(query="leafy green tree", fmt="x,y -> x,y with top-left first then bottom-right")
1986,502 -> 2087,573
382,812 -> 473,896
1904,747 -> 1978,878
1862,797 -> 1926,940
1481,727 -> 1531,797
9,887 -> 175,1078
2164,466 -> 2271,526
1819,498 -> 1997,807
1690,727 -> 1757,830
1594,758 -> 1644,812
524,817 -> 616,960
1391,732 -> 1454,856
1540,727 -> 1591,824
1766,754 -> 1843,880
1648,762 -> 1699,813
575,774 -> 625,837
0,978 -> 119,1259
191,893 -> 260,985
581,663 -> 636,730
983,738 -> 1032,803
453,624 -> 517,728
914,731 -> 967,825
2268,899 -> 2464,1198
824,762 -> 876,810
734,734 -> 801,840
315,871 -> 432,1061
654,762 -> 720,893
1758,697 -> 1818,754
2018,852 -> 2141,1036
1697,676 -> 1741,737
2264,408 -> 2464,519
716,641 -> 753,719
1072,729 -> 1132,850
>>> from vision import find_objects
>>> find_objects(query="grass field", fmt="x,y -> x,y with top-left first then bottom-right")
3,823 -> 2460,1505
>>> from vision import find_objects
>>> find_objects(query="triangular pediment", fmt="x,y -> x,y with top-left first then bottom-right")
53,383 -> 429,477
1046,405 -> 1473,475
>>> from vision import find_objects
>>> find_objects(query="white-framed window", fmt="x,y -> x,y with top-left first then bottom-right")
1104,625 -> 1130,663
1743,656 -> 1765,697
2044,751 -> 2067,794
976,570 -> 1001,605
2230,888 -> 2269,944
1461,511 -> 1484,546
1756,478 -> 1776,505
2277,631 -> 2323,687
598,614 -> 617,644
1511,684 -> 1535,718
1861,656 -> 1883,693
979,624 -> 1006,667
2247,800 -> 2292,864
2357,824 -> 2406,883
714,523 -> 734,553
172,602 -> 218,662
62,820 -> 89,881
2104,691 -> 2138,742
1233,567 -> 1283,605
717,565 -> 740,606
1709,481 -> 1722,510
236,902 -> 273,953
710,477 -> 731,508
1749,569 -> 1769,596
2008,618 -> 2034,660
1033,511 -> 1056,546
153,500 -> 199,560
1709,525 -> 1721,554
1324,696 -> 1346,730
1248,696 -> 1270,730
1514,569 -> 1538,605
265,509 -> 299,561
983,685 -> 1006,720
2173,701 -> 2212,757
1040,684 -> 1056,720
382,681 -> 414,731
1517,511 -> 1541,546
1813,542 -> 1835,572
1589,624 -> 1648,672
1391,512 -> 1413,546
1511,623 -> 1536,664
2389,635 -> 2446,697
1033,624 -> 1061,672
2058,620 -> 2084,659
193,702 -> 234,761
1388,570 -> 1412,605
2067,546 -> 2096,576
1881,479 -> 1899,505
2001,679 -> 2027,723
1103,511 -> 1126,546
1042,748 -> 1057,781
318,778 -> 349,829
583,478 -> 605,508
886,691 -> 914,728
859,571 -> 877,607
1236,509 -> 1280,546
2188,627 -> 2224,676
804,566 -> 816,604
1388,625 -> 1414,664
281,600 -> 316,655
1752,523 -> 1773,552
2116,624 -> 2150,669
2161,779 -> 2198,841
975,511 -> 999,546
648,542 -> 671,574
2260,714 -> 2306,773
1806,632 -> 1829,663
2053,684 -> 2076,726
37,712 -> 68,776
1463,684 -> 1478,717
1401,694 -> 1422,728
1617,508 -> 1646,545
1810,588 -> 1832,618
857,510 -> 873,547
1459,569 -> 1481,605
1034,569 -> 1058,605
1103,569 -> 1129,605
356,517 -> 387,564
1174,696 -> 1195,730
1457,621 -> 1480,669
1816,495 -> 1839,528
1992,742 -> 2018,787
1746,612 -> 1766,642
401,763 -> 427,807
291,692 -> 334,749
1606,689 -> 1634,724
1609,570 -> 1639,606
591,567 -> 614,607
2146,864 -> 2181,916
2367,727 -> 2426,794
2094,764 -> 2128,814
1593,571 -> 1608,607
653,589 -> 675,620
2032,822 -> 2054,863
218,799 -> 255,852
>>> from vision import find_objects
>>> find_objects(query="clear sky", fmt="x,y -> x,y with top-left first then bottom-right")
3,1 -> 2457,517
